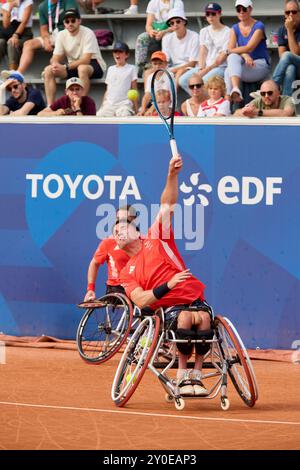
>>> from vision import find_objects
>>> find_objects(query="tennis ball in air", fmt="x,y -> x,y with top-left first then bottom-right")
127,89 -> 139,101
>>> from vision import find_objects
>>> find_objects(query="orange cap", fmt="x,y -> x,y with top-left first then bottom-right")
151,51 -> 168,62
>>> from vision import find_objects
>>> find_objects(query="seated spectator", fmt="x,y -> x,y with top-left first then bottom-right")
135,0 -> 184,76
234,79 -> 296,117
179,3 -> 230,95
38,77 -> 96,116
78,0 -> 138,15
163,9 -> 199,88
181,74 -> 206,116
1,0 -> 79,77
272,1 -> 300,97
139,51 -> 174,115
149,88 -> 181,116
42,8 -> 106,105
197,75 -> 231,116
224,0 -> 271,103
0,0 -> 33,71
97,41 -> 138,117
0,71 -> 45,115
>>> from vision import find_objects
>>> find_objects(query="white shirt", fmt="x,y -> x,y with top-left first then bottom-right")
105,63 -> 137,106
199,25 -> 231,68
198,98 -> 231,117
146,0 -> 184,22
145,69 -> 175,93
162,29 -> 200,67
1,0 -> 33,27
54,25 -> 107,71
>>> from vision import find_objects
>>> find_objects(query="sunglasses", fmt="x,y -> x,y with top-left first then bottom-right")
236,6 -> 248,13
206,11 -> 217,17
7,83 -> 20,92
169,19 -> 183,25
64,17 -> 77,24
189,83 -> 203,89
260,90 -> 274,97
285,10 -> 299,15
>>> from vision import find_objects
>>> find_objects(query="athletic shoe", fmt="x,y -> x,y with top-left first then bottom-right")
124,5 -> 138,15
177,370 -> 194,396
190,371 -> 209,396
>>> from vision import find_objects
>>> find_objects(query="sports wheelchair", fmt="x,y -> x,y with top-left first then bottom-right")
76,293 -> 140,364
111,302 -> 259,411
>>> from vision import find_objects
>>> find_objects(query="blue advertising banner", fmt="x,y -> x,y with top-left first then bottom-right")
0,121 -> 299,349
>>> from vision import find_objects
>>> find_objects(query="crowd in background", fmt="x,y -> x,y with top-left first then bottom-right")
0,0 -> 299,117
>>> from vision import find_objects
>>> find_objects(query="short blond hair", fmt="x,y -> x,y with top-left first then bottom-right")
205,75 -> 226,96
155,89 -> 171,100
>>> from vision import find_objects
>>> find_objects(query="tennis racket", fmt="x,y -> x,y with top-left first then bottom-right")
150,68 -> 178,158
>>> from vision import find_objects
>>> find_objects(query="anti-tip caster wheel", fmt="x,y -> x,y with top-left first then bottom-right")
221,397 -> 230,411
175,397 -> 185,411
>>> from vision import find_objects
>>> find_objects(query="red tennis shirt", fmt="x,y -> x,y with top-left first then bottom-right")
120,220 -> 206,309
93,238 -> 130,286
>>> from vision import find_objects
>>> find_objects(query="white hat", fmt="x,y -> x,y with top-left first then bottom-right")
166,8 -> 187,25
66,77 -> 83,89
235,0 -> 253,8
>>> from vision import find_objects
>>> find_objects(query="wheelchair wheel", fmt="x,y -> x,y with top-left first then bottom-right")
76,293 -> 133,364
216,316 -> 258,407
111,315 -> 160,407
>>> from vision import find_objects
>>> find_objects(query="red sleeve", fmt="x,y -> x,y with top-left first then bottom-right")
147,218 -> 174,243
93,239 -> 109,265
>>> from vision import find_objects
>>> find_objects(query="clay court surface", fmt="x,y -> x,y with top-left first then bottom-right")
0,346 -> 299,450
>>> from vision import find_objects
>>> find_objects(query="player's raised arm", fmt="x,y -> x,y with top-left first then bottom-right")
158,155 -> 183,224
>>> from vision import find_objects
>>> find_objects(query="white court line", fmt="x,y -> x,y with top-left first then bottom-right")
0,401 -> 300,427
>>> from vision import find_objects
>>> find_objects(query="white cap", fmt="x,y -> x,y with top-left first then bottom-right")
65,77 -> 83,89
166,8 -> 187,25
235,0 -> 253,8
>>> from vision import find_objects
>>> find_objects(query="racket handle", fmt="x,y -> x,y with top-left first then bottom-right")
170,138 -> 178,158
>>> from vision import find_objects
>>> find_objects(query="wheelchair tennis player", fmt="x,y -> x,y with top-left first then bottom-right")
115,155 -> 211,397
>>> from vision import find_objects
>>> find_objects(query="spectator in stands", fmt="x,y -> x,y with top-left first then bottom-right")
179,3 -> 230,95
38,77 -> 96,116
272,1 -> 300,97
97,41 -> 138,117
162,9 -> 199,88
224,0 -> 271,103
78,0 -> 138,15
197,75 -> 231,116
0,71 -> 45,115
1,0 -> 79,77
149,88 -> 181,116
181,73 -> 206,116
0,1 -> 33,71
135,0 -> 184,76
234,79 -> 296,117
42,8 -> 106,105
138,50 -> 174,115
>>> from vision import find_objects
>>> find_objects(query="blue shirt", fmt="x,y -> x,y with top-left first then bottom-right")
277,25 -> 300,49
233,21 -> 270,64
6,87 -> 46,115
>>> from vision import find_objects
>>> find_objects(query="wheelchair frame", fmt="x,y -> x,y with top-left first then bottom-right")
111,305 -> 259,411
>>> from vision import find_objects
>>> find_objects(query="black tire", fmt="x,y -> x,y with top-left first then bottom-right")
76,293 -> 133,364
111,315 -> 160,407
216,315 -> 258,407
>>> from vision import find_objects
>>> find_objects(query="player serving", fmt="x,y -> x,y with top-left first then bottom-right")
117,155 -> 211,397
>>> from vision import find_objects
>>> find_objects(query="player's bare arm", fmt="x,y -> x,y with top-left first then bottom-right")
158,155 -> 183,225
84,258 -> 100,301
